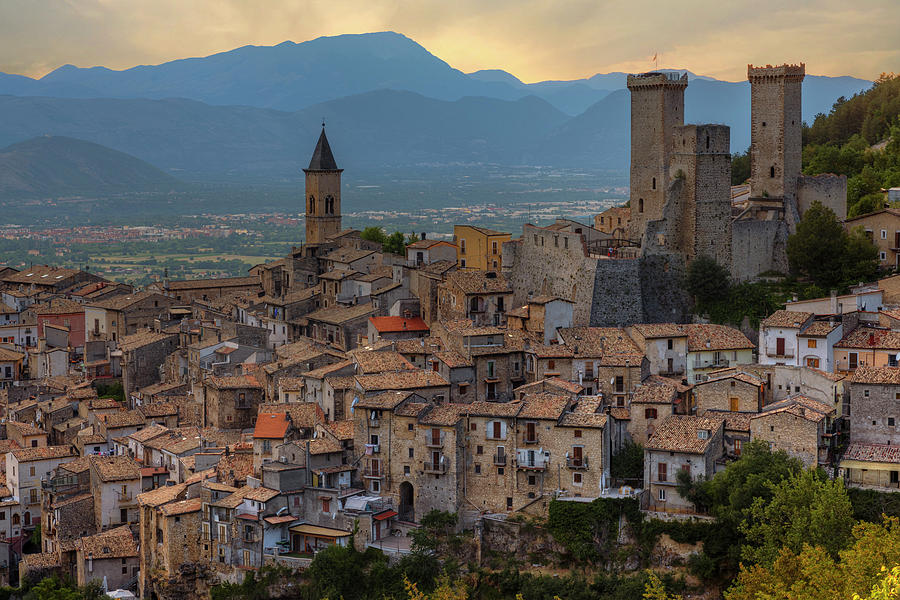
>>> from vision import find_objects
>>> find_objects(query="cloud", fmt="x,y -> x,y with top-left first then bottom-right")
1,0 -> 896,81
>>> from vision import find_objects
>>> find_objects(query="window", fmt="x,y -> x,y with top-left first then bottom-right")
807,339 -> 817,348
770,166 -> 775,178
638,198 -> 644,213
881,252 -> 887,261
487,361 -> 495,378
474,464 -> 481,474
573,472 -> 583,485
890,418 -> 896,427
667,339 -> 673,350
865,389 -> 870,397
658,488 -> 666,502
492,241 -> 498,255
29,466 -> 35,477
806,357 -> 820,369
506,497 -> 513,510
460,239 -> 466,254
408,448 -> 414,459
644,408 -> 658,419
528,475 -> 536,485
408,423 -> 414,431
730,397 -> 740,411
548,360 -> 555,370
882,230 -> 888,240
574,429 -> 582,438
734,439 -> 742,456
652,177 -> 656,190
321,498 -> 330,513
476,445 -> 484,455
849,353 -> 858,369
498,467 -> 504,475
657,462 -> 667,482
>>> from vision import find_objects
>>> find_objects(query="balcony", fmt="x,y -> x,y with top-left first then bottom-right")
425,434 -> 444,449
566,456 -> 589,470
516,455 -> 548,471
369,417 -> 381,428
362,465 -> 384,479
766,347 -> 795,359
423,461 -> 448,474
692,358 -> 730,370
659,367 -> 685,377
521,433 -> 539,445
493,453 -> 507,466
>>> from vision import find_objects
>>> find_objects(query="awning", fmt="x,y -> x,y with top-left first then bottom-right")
289,524 -> 352,538
373,510 -> 397,521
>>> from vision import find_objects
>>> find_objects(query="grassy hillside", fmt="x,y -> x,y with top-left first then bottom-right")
0,135 -> 180,197
802,73 -> 900,217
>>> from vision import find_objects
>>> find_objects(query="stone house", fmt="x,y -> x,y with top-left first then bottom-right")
300,360 -> 355,415
523,342 -> 574,386
367,316 -> 430,344
758,309 -> 815,367
796,320 -> 843,371
303,302 -> 380,351
410,260 -> 457,326
834,325 -> 900,373
459,400 -> 524,513
843,208 -> 900,268
644,415 -> 725,513
355,370 -> 450,403
6,421 -> 48,449
85,292 -> 176,343
506,296 -> 574,345
627,323 -> 688,378
414,404 -> 464,522
692,371 -> 765,414
204,374 -> 265,430
431,350 -> 476,403
74,526 -> 140,590
702,410 -> 752,458
323,375 -> 357,421
629,376 -> 679,445
557,327 -> 648,402
119,330 -> 179,395
686,324 -> 755,383
593,206 -> 631,238
7,445 -> 78,528
839,366 -> 900,489
88,455 -> 141,530
320,247 -> 382,275
437,270 -> 512,327
554,397 -> 611,500
452,225 -> 510,271
139,494 -> 204,599
749,395 -> 834,467
97,410 -> 146,443
252,412 -> 297,474
138,401 -> 179,428
148,275 -> 262,303
406,239 -> 457,267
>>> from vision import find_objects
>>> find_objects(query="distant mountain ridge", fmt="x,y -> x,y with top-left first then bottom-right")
0,136 -> 180,196
0,32 -> 871,116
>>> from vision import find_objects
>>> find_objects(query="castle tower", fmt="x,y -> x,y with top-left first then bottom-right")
304,126 -> 343,246
748,64 -> 805,209
626,72 -> 688,240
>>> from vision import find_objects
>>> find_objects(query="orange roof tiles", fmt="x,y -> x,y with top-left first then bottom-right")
369,316 -> 430,333
253,413 -> 291,439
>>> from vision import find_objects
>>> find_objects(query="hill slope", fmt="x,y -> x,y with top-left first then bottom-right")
0,136 -> 181,196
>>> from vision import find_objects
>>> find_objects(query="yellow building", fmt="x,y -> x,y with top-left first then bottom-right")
844,208 -> 900,269
453,225 -> 510,271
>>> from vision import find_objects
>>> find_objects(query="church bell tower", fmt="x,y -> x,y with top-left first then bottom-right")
304,125 -> 343,246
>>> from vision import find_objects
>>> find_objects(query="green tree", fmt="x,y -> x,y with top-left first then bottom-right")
610,440 -> 644,481
383,231 -> 410,255
741,470 -> 854,566
360,226 -> 388,245
787,200 -> 880,289
732,148 -> 751,185
684,255 -> 731,305
643,571 -> 683,600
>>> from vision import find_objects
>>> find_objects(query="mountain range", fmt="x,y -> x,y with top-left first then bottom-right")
0,31 -> 874,190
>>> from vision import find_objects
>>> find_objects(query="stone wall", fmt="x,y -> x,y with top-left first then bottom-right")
731,219 -> 790,281
798,174 -> 847,221
849,382 -> 900,445
750,410 -> 821,467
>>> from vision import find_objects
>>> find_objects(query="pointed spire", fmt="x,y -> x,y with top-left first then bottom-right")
306,124 -> 340,171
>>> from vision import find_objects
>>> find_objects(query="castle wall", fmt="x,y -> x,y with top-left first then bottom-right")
590,259 -> 644,326
731,219 -> 790,281
798,174 -> 847,221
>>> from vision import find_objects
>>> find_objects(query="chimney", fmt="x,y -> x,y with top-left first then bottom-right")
830,289 -> 838,314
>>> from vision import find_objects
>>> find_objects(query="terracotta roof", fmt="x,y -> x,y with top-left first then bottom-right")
139,402 -> 178,418
632,377 -> 678,405
253,413 -> 290,439
761,310 -> 814,329
799,321 -> 841,337
443,270 -> 512,294
21,552 -> 61,569
127,423 -> 170,444
52,491 -> 93,510
837,326 -> 900,351
631,323 -> 688,339
433,351 -> 473,369
609,407 -> 630,420
303,359 -> 354,379
31,298 -> 83,315
304,302 -> 377,325
278,377 -> 305,391
161,497 -> 203,516
89,291 -> 165,311
850,366 -> 900,385
557,327 -> 643,363
321,247 -> 377,264
527,342 -> 575,358
559,398 -> 608,428
355,391 -> 413,410
10,445 -> 76,462
0,347 -> 25,362
90,456 -> 141,482
843,442 -> 900,464
138,482 -> 187,507
324,375 -> 357,390
77,527 -> 137,559
355,370 -> 449,392
519,392 -> 570,420
369,316 -> 430,334
463,400 -> 524,418
698,371 -> 764,388
325,420 -> 354,440
686,324 -> 755,352
59,455 -> 91,474
118,330 -> 175,351
646,415 -> 724,454
207,374 -> 262,390
161,276 -> 259,290
309,438 -> 342,455
318,269 -> 360,281
6,421 -> 46,437
352,351 -> 417,374
420,404 -> 463,426
702,410 -> 752,432
754,395 -> 834,422
256,403 -> 323,429
102,410 -> 146,428
393,402 -> 430,418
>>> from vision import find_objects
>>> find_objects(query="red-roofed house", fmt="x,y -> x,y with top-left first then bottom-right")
367,316 -> 430,343
252,413 -> 296,472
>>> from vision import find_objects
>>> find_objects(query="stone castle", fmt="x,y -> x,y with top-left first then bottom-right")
504,62 -> 847,326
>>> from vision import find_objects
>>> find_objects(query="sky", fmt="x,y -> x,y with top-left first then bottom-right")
1,0 -> 897,82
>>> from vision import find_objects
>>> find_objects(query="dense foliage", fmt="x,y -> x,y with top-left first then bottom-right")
610,440 -> 644,482
684,255 -> 731,305
787,200 -> 880,289
361,226 -> 418,255
731,148 -> 750,186
803,73 -> 900,218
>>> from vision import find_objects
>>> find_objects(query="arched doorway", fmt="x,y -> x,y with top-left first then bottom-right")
399,482 -> 414,522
